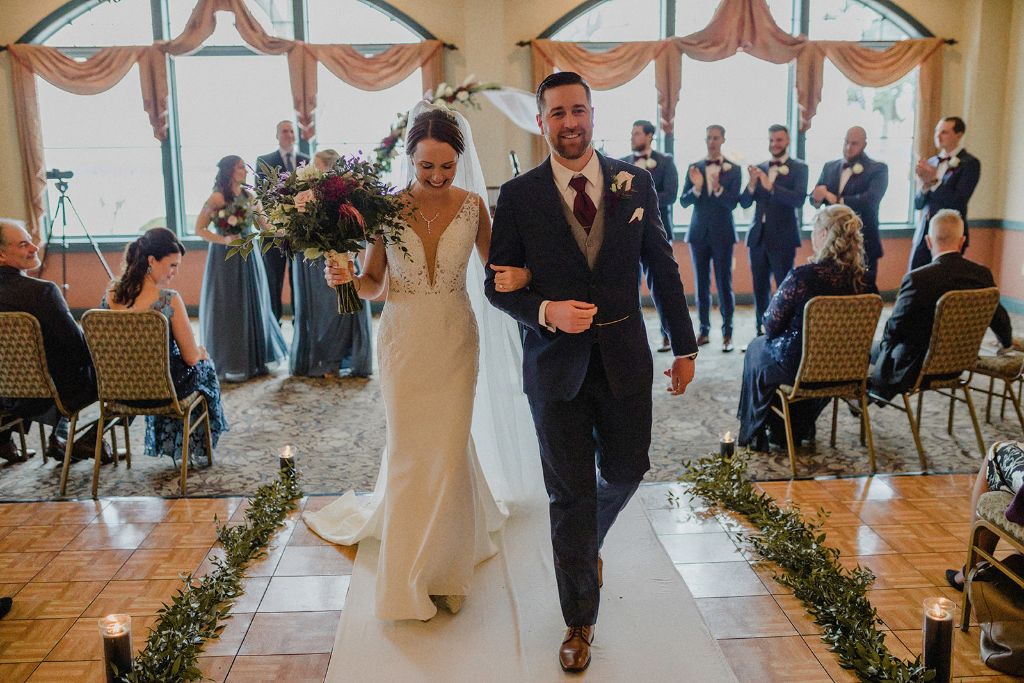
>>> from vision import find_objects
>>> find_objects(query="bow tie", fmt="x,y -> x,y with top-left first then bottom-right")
769,160 -> 785,167
634,154 -> 649,161
937,155 -> 952,163
705,159 -> 722,166
842,160 -> 857,170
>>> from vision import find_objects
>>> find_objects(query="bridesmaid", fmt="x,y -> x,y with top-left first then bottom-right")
290,149 -> 373,377
195,155 -> 287,382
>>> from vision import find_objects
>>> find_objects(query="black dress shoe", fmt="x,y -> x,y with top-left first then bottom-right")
0,596 -> 11,619
0,441 -> 27,464
945,568 -> 964,592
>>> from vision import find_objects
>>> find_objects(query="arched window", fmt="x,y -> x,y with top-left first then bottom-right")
547,0 -> 928,231
23,0 -> 431,239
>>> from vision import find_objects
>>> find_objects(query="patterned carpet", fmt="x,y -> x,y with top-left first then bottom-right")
1,306 -> 1020,501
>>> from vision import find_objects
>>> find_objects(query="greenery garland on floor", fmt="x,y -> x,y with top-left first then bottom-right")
117,469 -> 303,683
681,453 -> 935,682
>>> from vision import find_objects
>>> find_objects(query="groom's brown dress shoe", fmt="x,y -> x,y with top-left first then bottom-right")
559,625 -> 594,672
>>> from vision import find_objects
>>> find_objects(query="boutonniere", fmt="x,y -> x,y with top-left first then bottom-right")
644,157 -> 657,169
948,156 -> 961,169
852,162 -> 864,175
776,164 -> 790,176
610,170 -> 634,199
722,162 -> 733,172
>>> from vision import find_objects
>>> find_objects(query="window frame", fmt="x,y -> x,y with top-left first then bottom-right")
17,0 -> 435,248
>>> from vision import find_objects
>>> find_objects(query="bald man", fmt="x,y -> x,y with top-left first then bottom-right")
810,126 -> 888,288
869,209 -> 1012,399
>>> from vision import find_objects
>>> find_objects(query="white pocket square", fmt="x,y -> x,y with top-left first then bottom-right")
629,207 -> 644,223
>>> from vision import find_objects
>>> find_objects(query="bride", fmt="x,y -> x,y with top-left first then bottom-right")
304,104 -> 538,621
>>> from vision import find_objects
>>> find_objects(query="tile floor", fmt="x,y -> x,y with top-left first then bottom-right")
0,476 -> 1018,682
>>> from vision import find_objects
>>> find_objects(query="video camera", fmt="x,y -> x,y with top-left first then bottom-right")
45,168 -> 74,181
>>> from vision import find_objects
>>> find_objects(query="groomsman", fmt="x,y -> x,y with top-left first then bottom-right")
681,124 -> 740,352
909,116 -> 980,271
810,126 -> 888,288
620,119 -> 679,352
256,120 -> 310,323
739,124 -> 807,337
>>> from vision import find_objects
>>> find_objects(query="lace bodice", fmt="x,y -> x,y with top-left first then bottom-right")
385,193 -> 479,298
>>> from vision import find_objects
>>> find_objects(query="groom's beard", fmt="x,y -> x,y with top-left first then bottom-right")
549,127 -> 593,161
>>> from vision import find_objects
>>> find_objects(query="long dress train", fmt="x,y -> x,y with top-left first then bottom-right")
304,193 -> 506,621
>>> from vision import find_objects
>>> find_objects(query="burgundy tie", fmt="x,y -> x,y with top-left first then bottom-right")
568,175 -> 596,234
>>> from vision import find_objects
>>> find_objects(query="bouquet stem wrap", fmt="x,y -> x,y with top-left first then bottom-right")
326,250 -> 362,315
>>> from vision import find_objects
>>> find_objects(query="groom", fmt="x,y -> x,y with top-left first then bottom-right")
485,72 -> 698,673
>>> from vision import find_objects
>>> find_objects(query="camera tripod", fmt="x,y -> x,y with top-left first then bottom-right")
38,176 -> 113,295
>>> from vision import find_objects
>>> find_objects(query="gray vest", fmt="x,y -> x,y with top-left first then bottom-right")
557,191 -> 606,270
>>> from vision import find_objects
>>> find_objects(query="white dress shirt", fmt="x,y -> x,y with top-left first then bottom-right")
279,148 -> 296,172
838,162 -> 854,196
694,157 -> 725,197
927,144 -> 964,191
767,154 -> 789,185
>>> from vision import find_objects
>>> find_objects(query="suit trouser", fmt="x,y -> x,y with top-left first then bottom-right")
864,253 -> 879,291
748,241 -> 796,334
262,246 -> 289,322
689,240 -> 735,338
654,204 -> 674,338
528,346 -> 649,626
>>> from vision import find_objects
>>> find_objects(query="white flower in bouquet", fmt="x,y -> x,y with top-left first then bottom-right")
461,73 -> 477,87
295,163 -> 322,182
456,90 -> 470,102
226,215 -> 238,227
443,84 -> 455,98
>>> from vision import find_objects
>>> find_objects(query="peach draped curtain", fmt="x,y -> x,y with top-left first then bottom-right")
532,0 -> 943,161
8,0 -> 443,238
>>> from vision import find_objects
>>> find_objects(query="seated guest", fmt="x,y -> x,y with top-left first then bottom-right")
946,440 -> 1024,590
737,205 -> 876,450
290,149 -> 373,377
0,218 -> 109,463
870,209 -> 1012,400
103,228 -> 228,464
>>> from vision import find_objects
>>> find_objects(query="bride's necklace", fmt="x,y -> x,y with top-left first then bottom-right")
416,208 -> 441,235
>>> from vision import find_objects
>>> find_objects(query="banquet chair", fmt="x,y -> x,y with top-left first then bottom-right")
965,350 -> 1024,431
870,288 -> 1000,471
0,312 -> 123,493
959,489 -> 1024,631
771,294 -> 883,478
81,309 -> 212,497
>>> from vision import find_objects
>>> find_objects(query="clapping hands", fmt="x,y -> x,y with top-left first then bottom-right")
687,165 -> 704,192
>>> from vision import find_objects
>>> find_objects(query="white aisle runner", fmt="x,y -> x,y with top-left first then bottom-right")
324,496 -> 737,683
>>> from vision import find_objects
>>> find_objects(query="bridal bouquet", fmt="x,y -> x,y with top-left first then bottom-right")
234,156 -> 408,314
210,196 -> 253,236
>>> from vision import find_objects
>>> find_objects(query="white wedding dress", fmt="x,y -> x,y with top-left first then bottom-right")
304,192 -> 508,621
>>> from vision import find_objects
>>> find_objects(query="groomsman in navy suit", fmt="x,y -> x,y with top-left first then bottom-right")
620,119 -> 679,351
739,124 -> 807,337
256,120 -> 310,323
681,124 -> 740,352
810,126 -> 888,288
909,116 -> 980,271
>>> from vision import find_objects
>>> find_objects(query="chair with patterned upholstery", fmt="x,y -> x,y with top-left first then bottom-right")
871,287 -> 1000,471
959,489 -> 1024,630
0,311 -> 119,492
81,309 -> 212,497
770,294 -> 883,478
966,350 -> 1024,431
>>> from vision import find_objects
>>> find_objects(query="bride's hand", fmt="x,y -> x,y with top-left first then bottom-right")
325,260 -> 355,286
490,265 -> 531,293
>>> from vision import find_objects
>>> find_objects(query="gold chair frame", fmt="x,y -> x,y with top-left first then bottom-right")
960,490 -> 1024,631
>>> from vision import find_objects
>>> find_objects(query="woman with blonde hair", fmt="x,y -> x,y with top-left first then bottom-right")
737,204 -> 877,450
289,148 -> 373,377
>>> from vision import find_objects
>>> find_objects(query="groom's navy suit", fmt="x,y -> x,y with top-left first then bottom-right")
486,152 -> 697,627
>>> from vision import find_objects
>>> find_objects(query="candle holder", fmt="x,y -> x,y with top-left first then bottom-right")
279,444 -> 296,471
922,597 -> 954,683
98,614 -> 132,683
720,431 -> 735,457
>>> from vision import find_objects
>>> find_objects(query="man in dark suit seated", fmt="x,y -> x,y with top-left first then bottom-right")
256,120 -> 310,323
810,126 -> 888,289
739,124 -> 808,340
909,116 -> 980,271
681,124 -> 741,352
620,119 -> 679,352
870,209 -> 1012,400
0,219 -> 109,463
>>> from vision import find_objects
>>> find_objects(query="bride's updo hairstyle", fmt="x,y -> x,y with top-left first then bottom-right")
405,108 -> 465,157
113,227 -> 186,308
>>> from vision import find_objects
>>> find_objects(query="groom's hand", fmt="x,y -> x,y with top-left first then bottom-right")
663,356 -> 695,396
545,300 -> 598,333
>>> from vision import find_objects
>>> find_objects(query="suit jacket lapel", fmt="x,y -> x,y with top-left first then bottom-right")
594,152 -> 629,276
535,158 -> 590,272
